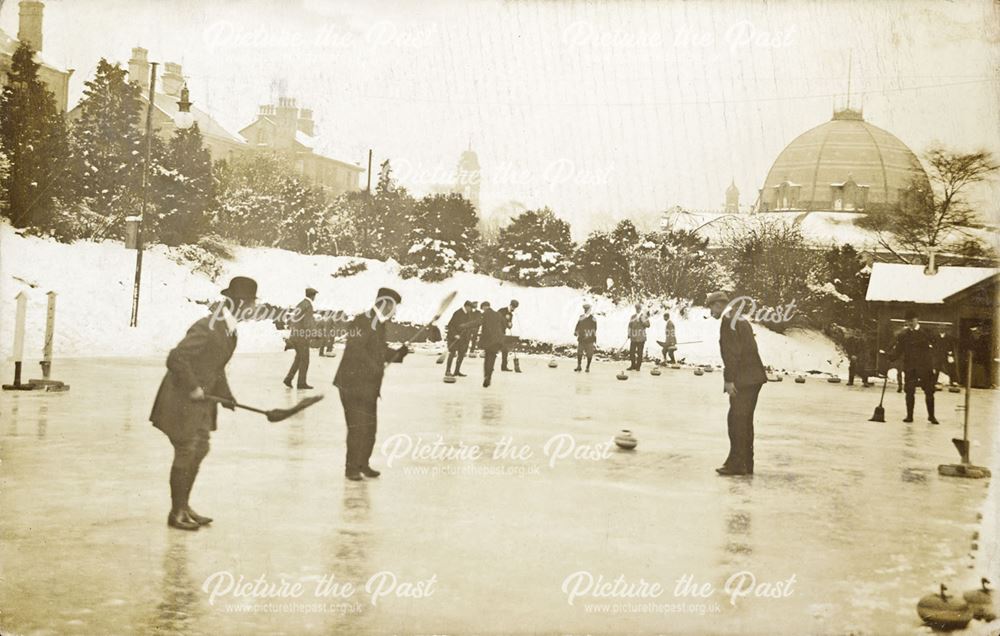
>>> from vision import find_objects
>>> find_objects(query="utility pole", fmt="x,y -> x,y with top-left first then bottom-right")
366,148 -> 373,192
130,62 -> 157,328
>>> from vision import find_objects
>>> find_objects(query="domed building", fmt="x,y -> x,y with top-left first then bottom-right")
759,108 -> 929,213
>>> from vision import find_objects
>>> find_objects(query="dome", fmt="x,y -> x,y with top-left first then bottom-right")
760,109 -> 929,212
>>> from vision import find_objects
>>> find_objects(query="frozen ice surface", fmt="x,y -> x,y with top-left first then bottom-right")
1,352 -> 997,635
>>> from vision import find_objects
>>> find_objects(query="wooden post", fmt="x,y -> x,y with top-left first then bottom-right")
962,353 -> 972,460
9,291 -> 27,386
39,291 -> 56,380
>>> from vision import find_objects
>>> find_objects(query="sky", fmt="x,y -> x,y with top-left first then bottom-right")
2,0 -> 999,235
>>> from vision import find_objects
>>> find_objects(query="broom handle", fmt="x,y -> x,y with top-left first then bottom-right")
203,394 -> 268,416
877,374 -> 888,407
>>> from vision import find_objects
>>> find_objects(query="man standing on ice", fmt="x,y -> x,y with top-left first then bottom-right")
333,287 -> 410,480
889,309 -> 938,424
498,299 -> 519,372
479,301 -> 506,387
707,291 -> 767,476
284,287 -> 317,389
150,276 -> 257,531
626,303 -> 650,371
445,300 -> 476,378
574,303 -> 597,372
662,311 -> 678,365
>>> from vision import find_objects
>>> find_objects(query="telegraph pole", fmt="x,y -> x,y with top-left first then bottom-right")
366,148 -> 373,192
130,62 -> 157,328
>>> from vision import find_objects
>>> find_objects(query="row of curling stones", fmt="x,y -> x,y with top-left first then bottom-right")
614,429 -> 638,450
917,579 -> 995,630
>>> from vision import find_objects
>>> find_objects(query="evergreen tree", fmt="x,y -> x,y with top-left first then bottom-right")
69,58 -> 146,237
400,193 -> 480,280
495,207 -> 575,286
213,151 -> 329,253
153,123 -> 215,245
0,43 -> 70,229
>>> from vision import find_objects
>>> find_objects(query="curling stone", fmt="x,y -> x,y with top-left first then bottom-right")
548,359 -> 558,368
963,578 -> 996,621
616,371 -> 629,381
435,353 -> 446,364
694,368 -> 704,376
703,366 -> 714,373
794,375 -> 806,383
614,429 -> 638,450
917,584 -> 973,631
949,386 -> 961,393
827,376 -> 842,383
650,367 -> 661,376
443,375 -> 457,384
468,352 -> 479,359
669,364 -> 681,369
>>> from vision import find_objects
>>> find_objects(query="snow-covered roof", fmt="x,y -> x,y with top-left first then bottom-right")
0,27 -> 69,73
865,263 -> 998,304
294,130 -> 315,149
150,93 -> 247,146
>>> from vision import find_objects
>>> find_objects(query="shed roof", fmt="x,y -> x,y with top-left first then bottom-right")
865,263 -> 998,304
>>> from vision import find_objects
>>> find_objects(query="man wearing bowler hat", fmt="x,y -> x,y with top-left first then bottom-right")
707,290 -> 767,476
333,287 -> 410,480
284,287 -> 318,389
889,308 -> 938,424
150,276 -> 257,530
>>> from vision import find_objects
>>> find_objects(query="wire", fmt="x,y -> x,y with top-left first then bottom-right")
344,78 -> 996,109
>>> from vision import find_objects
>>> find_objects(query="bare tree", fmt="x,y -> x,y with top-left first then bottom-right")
861,146 -> 998,262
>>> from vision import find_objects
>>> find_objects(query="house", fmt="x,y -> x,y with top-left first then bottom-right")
0,0 -> 72,111
239,96 -> 363,198
865,259 -> 998,387
67,48 -> 248,162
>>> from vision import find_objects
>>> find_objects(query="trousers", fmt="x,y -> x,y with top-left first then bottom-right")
166,428 -> 211,512
339,386 -> 379,473
724,383 -> 762,473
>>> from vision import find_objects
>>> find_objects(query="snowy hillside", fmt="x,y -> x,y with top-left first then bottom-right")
0,224 -> 843,374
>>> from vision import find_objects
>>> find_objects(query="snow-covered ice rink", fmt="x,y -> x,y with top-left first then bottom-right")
1,351 -> 997,635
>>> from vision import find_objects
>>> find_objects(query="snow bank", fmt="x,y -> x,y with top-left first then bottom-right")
0,224 -> 842,373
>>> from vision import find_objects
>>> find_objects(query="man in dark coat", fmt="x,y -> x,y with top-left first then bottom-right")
284,287 -> 317,389
479,301 -> 506,387
626,303 -> 650,371
845,329 -> 872,387
574,303 -> 597,372
498,299 -> 519,371
333,287 -> 409,481
445,300 -> 476,377
889,309 -> 938,424
150,276 -> 257,530
708,291 -> 767,476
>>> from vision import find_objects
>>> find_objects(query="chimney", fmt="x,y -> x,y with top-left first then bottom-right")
297,107 -> 315,136
129,47 -> 150,92
923,249 -> 938,276
17,1 -> 44,53
161,62 -> 183,97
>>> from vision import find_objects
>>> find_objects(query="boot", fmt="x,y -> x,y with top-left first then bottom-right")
903,394 -> 915,422
186,508 -> 213,525
926,394 -> 939,424
167,510 -> 200,531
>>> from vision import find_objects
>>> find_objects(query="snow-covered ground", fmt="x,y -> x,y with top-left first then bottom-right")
0,223 -> 842,374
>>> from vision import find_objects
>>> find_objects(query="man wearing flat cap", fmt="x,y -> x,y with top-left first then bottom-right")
707,290 -> 767,476
284,287 -> 318,389
333,287 -> 410,480
150,276 -> 257,530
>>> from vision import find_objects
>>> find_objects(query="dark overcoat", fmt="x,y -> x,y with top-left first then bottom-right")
150,315 -> 237,438
719,315 -> 768,387
333,314 -> 402,397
